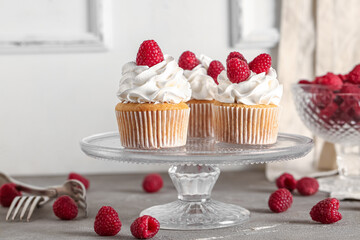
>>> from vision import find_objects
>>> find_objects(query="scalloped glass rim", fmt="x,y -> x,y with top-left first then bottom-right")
293,84 -> 360,96
80,132 -> 313,165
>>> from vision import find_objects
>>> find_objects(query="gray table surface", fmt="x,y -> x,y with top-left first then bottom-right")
0,169 -> 359,240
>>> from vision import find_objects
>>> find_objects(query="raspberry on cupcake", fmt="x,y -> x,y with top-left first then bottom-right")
207,60 -> 225,84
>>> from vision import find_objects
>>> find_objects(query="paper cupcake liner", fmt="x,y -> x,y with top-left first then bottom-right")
187,102 -> 214,138
115,109 -> 190,149
213,105 -> 280,144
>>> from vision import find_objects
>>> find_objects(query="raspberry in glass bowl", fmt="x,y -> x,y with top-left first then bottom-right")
292,68 -> 360,195
292,83 -> 360,144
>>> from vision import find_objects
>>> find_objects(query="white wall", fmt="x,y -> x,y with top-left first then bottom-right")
0,0 -> 277,175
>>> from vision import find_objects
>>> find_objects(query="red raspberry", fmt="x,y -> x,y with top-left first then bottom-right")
268,189 -> 293,213
227,58 -> 250,83
131,215 -> 160,239
226,51 -> 247,63
68,172 -> 90,190
0,183 -> 22,207
276,173 -> 297,191
320,102 -> 338,119
207,60 -> 225,84
296,177 -> 319,196
143,174 -> 163,193
94,206 -> 122,236
310,198 -> 342,224
178,51 -> 199,70
136,40 -> 164,67
315,72 -> 343,90
338,74 -> 348,82
298,80 -> 313,84
340,83 -> 360,94
52,196 -> 78,220
347,64 -> 360,84
349,103 -> 360,121
310,87 -> 334,109
339,99 -> 360,122
339,84 -> 360,119
249,53 -> 272,74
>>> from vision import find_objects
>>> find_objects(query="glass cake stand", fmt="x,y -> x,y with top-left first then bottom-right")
80,132 -> 313,230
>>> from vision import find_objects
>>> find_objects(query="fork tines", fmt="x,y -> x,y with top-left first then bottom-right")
6,196 -> 49,222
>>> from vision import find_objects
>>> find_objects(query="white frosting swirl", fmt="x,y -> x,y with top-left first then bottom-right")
183,55 -> 217,100
117,55 -> 191,104
215,67 -> 283,105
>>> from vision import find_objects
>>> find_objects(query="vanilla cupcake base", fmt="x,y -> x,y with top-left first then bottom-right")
187,99 -> 215,138
115,103 -> 190,149
213,102 -> 280,145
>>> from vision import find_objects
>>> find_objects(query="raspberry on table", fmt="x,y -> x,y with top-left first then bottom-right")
315,72 -> 343,90
249,53 -> 272,74
52,195 -> 78,220
296,177 -> 319,196
131,215 -> 160,239
143,173 -> 163,193
94,206 -> 122,236
268,188 -> 293,213
347,64 -> 360,84
136,40 -> 164,67
68,172 -> 90,190
0,183 -> 22,207
310,198 -> 342,224
207,60 -> 225,84
178,51 -> 200,70
226,51 -> 247,63
226,58 -> 250,83
276,173 -> 297,191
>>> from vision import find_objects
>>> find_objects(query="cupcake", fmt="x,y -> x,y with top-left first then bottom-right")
213,53 -> 283,145
178,51 -> 224,138
115,40 -> 191,149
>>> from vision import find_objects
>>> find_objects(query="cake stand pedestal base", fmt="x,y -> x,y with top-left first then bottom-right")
141,199 -> 250,230
140,165 -> 250,230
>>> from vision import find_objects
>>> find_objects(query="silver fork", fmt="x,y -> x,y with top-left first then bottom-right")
6,196 -> 50,221
0,172 -> 87,221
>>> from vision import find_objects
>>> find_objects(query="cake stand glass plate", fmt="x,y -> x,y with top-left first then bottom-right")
80,132 -> 313,230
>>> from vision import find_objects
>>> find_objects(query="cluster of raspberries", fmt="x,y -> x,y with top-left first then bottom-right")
298,65 -> 360,123
178,50 -> 272,85
137,39 -> 272,86
268,173 -> 342,224
0,172 -> 163,239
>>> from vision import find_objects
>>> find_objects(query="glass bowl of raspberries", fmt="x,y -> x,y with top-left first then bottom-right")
292,64 -> 360,196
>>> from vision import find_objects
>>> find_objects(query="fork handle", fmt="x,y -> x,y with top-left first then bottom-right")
7,176 -> 57,198
15,184 -> 57,198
